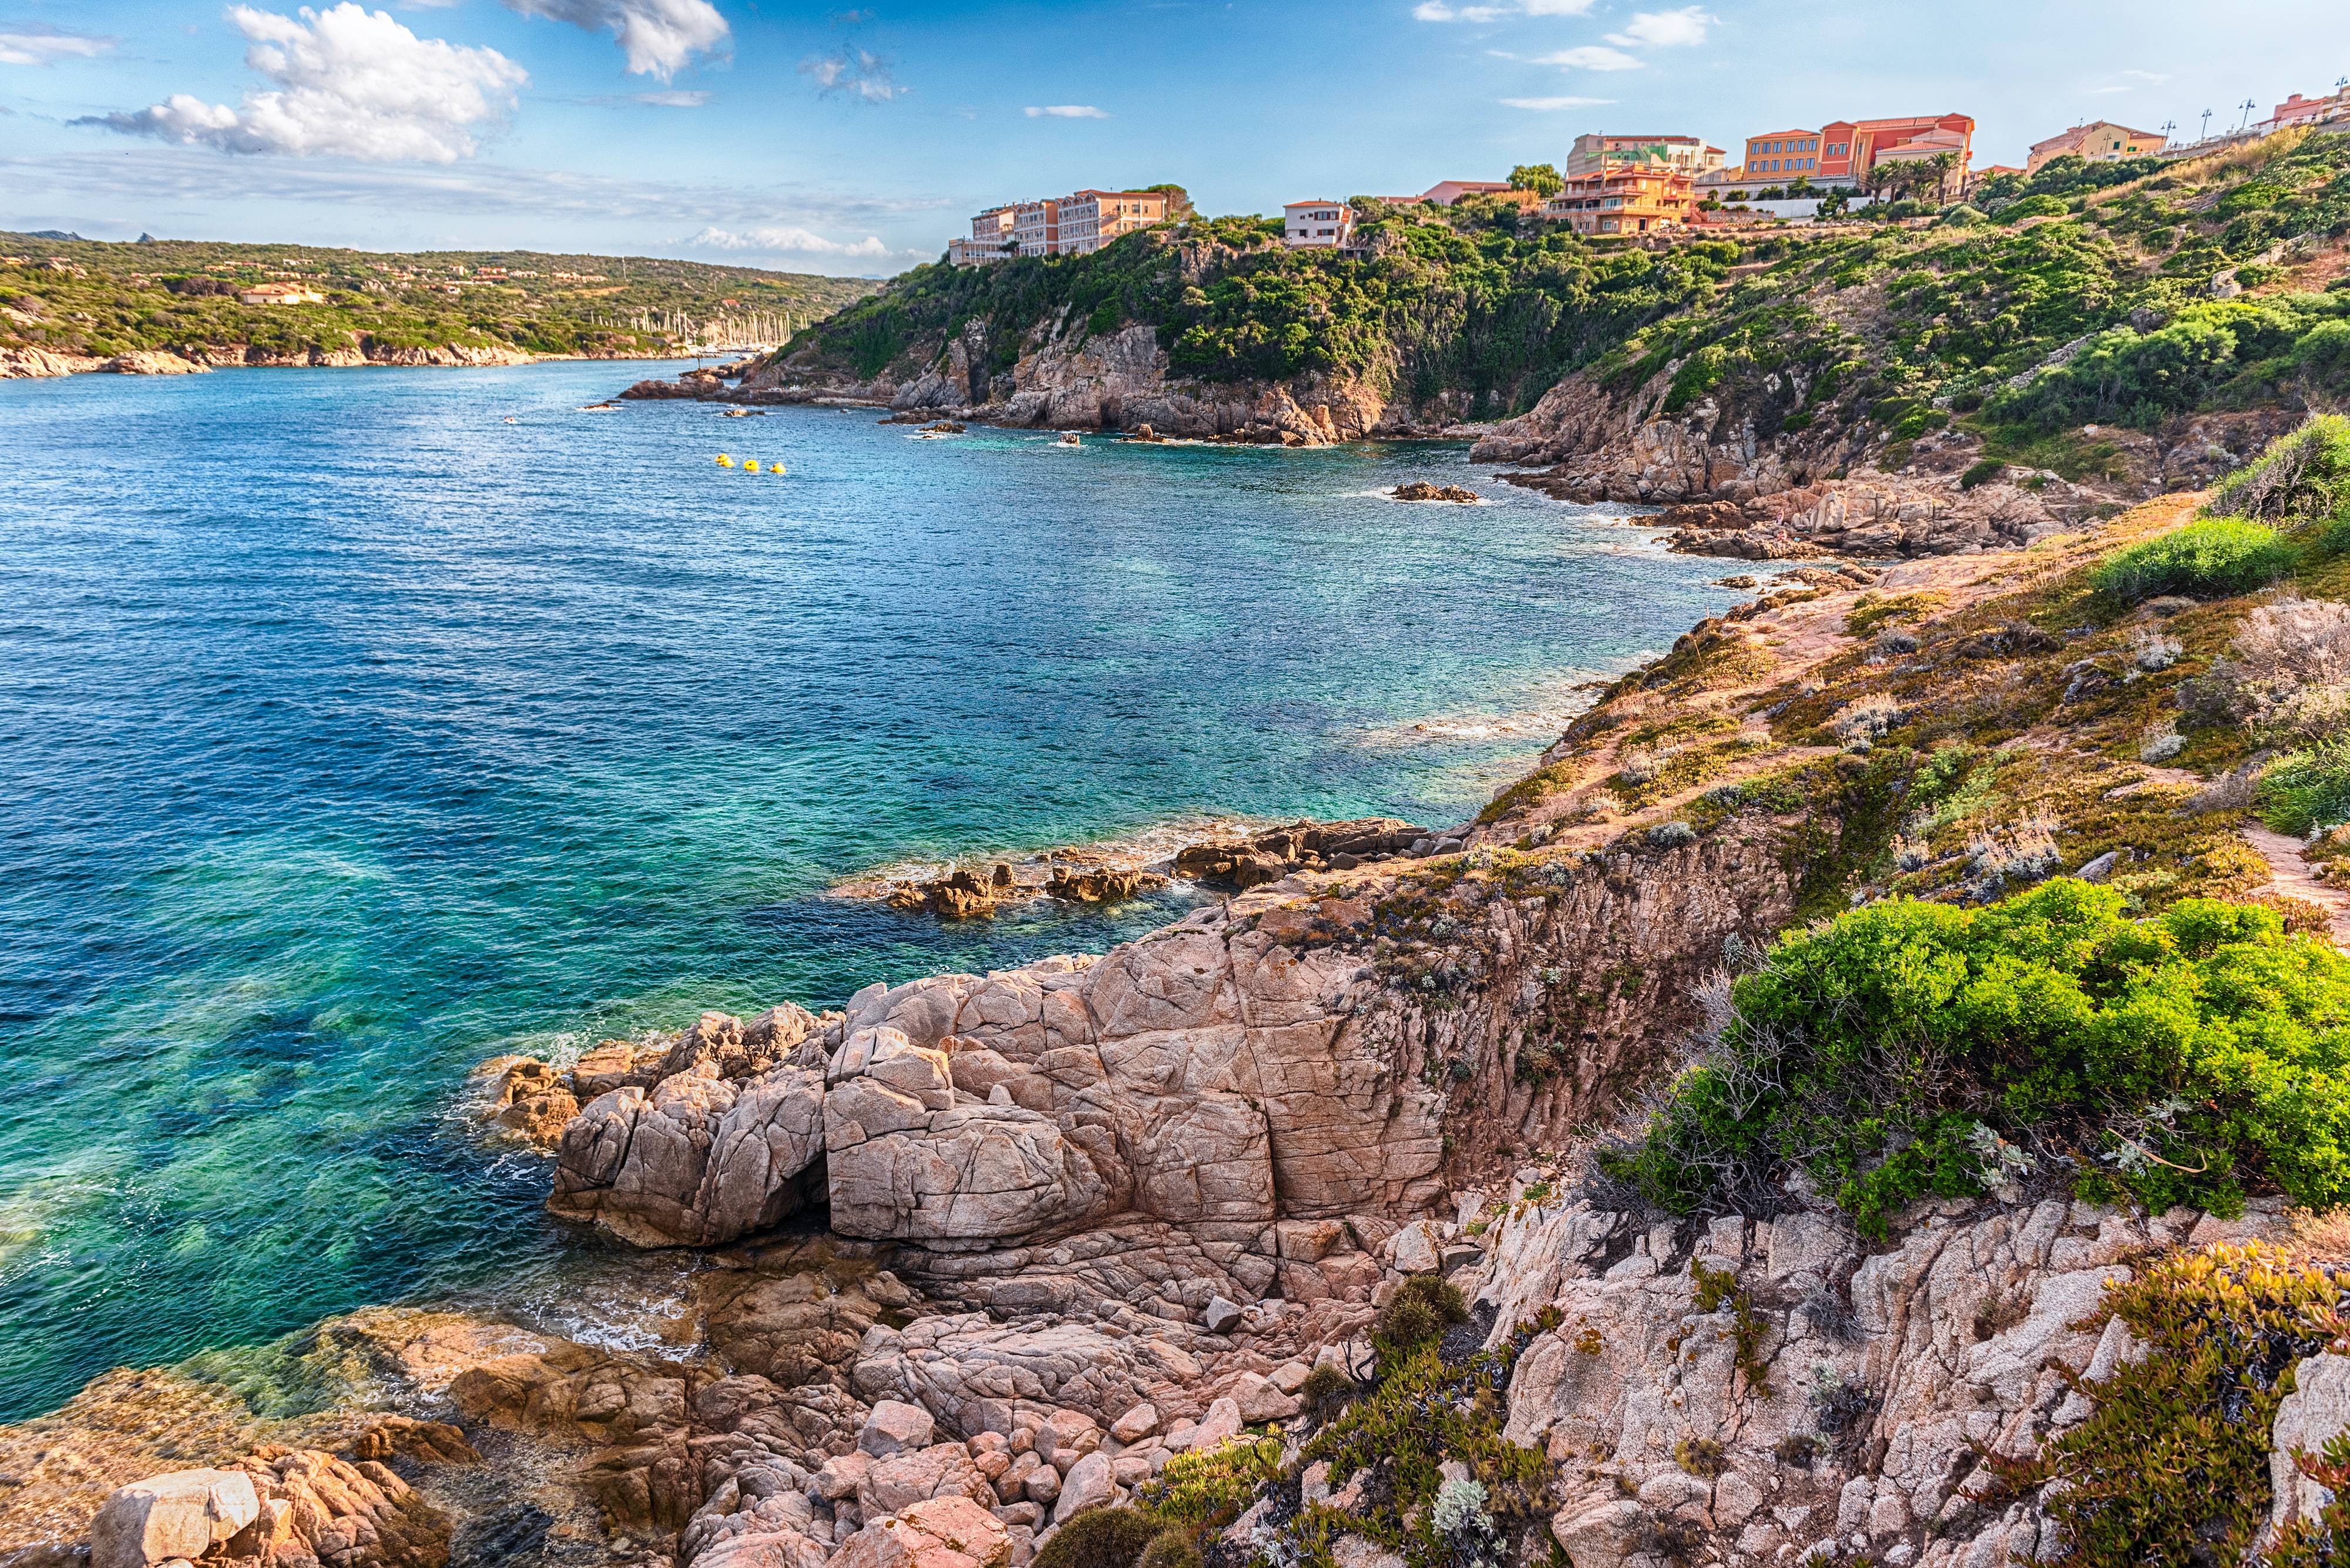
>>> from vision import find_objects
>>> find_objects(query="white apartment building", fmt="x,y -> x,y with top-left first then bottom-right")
1283,200 -> 1355,248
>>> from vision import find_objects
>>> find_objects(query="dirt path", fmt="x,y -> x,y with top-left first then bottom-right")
2241,824 -> 2350,946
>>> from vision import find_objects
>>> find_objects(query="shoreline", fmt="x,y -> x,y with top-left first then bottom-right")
0,347 -> 730,381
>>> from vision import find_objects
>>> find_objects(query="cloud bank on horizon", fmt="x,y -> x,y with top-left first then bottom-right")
1,0 -> 2345,274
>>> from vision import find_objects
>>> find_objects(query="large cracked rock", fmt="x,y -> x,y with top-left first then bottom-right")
549,1062 -> 827,1247
852,1313 -> 1203,1435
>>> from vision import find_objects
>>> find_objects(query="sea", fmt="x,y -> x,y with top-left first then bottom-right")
0,358 -> 1746,1419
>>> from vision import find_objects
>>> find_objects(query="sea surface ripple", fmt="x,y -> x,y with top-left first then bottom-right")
0,360 -> 1740,1418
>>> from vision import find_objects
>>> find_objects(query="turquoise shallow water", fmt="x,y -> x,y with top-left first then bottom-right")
0,360 -> 1741,1419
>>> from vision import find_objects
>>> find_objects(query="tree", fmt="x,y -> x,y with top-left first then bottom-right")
1509,163 -> 1565,197
1925,152 -> 1960,206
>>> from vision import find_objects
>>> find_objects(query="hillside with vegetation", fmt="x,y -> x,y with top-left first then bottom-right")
761,130 -> 2350,459
0,234 -> 874,366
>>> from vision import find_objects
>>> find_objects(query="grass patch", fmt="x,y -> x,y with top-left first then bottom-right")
2092,517 -> 2294,602
2260,737 -> 2350,836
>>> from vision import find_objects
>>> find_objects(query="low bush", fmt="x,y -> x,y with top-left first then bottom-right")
2093,517 -> 2294,601
2261,737 -> 2350,836
2212,414 -> 2350,525
1034,1507 -> 1164,1568
1133,1530 -> 1200,1568
1372,1274 -> 1470,1362
1139,1435 -> 1284,1528
2192,594 -> 2350,744
1300,1363 -> 1358,1425
1600,880 -> 2350,1234
1959,458 -> 2007,490
1987,1243 -> 2350,1567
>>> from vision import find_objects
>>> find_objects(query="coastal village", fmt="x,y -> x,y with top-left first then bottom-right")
946,82 -> 2350,257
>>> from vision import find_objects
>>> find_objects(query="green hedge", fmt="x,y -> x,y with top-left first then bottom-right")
1603,881 -> 2350,1234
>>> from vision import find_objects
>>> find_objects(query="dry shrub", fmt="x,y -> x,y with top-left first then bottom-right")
2190,594 -> 2350,744
1829,693 -> 1903,746
2186,765 -> 2261,815
2281,1207 -> 2350,1265
2248,891 -> 2335,935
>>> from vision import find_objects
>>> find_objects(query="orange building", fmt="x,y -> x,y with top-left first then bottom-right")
1543,166 -> 1694,235
1742,129 -> 1822,181
1817,114 -> 1976,187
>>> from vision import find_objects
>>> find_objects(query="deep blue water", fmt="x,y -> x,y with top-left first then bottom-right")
0,360 -> 1740,1419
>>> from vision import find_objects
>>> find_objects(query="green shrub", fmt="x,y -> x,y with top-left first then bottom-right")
1034,1508 -> 1162,1568
1999,193 -> 2071,223
1133,1529 -> 1201,1568
1302,1339 -> 1549,1563
1600,880 -> 2350,1235
2092,517 -> 2294,601
1959,458 -> 2007,490
1372,1274 -> 1469,1361
1300,1363 -> 1358,1425
1988,1243 -> 2349,1567
2212,414 -> 2350,525
2260,736 -> 2350,835
1138,1435 -> 1283,1527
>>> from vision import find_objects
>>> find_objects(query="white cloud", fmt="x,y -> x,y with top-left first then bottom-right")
801,46 -> 902,102
1025,103 -> 1106,118
2093,68 -> 2171,93
1501,95 -> 1612,109
634,88 -> 708,105
1532,45 -> 1642,69
1605,6 -> 1714,46
1416,0 -> 1590,17
0,28 -> 116,65
500,0 -> 727,79
689,224 -> 894,258
87,5 -> 526,163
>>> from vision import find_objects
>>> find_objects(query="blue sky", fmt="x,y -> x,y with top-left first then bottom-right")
2,0 -> 2345,276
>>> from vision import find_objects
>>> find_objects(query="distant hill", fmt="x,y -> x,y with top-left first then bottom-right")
0,235 -> 877,364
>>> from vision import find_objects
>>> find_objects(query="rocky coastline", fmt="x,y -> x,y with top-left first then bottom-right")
0,344 -> 686,381
11,470 -> 2350,1568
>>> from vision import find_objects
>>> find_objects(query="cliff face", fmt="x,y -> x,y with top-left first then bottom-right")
721,321 -> 1448,446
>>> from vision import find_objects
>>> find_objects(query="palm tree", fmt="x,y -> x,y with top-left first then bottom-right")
1925,152 -> 1960,206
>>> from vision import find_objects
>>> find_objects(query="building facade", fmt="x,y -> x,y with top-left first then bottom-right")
1544,166 -> 1694,235
237,283 -> 326,305
1815,115 -> 1976,187
2024,122 -> 2167,175
948,205 -> 1017,266
1058,190 -> 1176,255
2277,92 -> 2348,128
1282,200 -> 1355,248
1566,134 -> 1727,177
1010,200 -> 1060,257
1742,129 -> 1822,181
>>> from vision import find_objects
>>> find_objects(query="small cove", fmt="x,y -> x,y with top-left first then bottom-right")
0,360 -> 1745,1418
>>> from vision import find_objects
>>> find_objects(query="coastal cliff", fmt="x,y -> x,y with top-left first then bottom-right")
625,128 -> 2349,489
13,409 -> 2350,1568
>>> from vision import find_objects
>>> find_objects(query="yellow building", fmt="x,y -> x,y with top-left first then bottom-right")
2025,121 -> 2167,174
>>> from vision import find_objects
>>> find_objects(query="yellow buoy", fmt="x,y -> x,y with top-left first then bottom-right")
716,454 -> 733,466
769,462 -> 787,474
